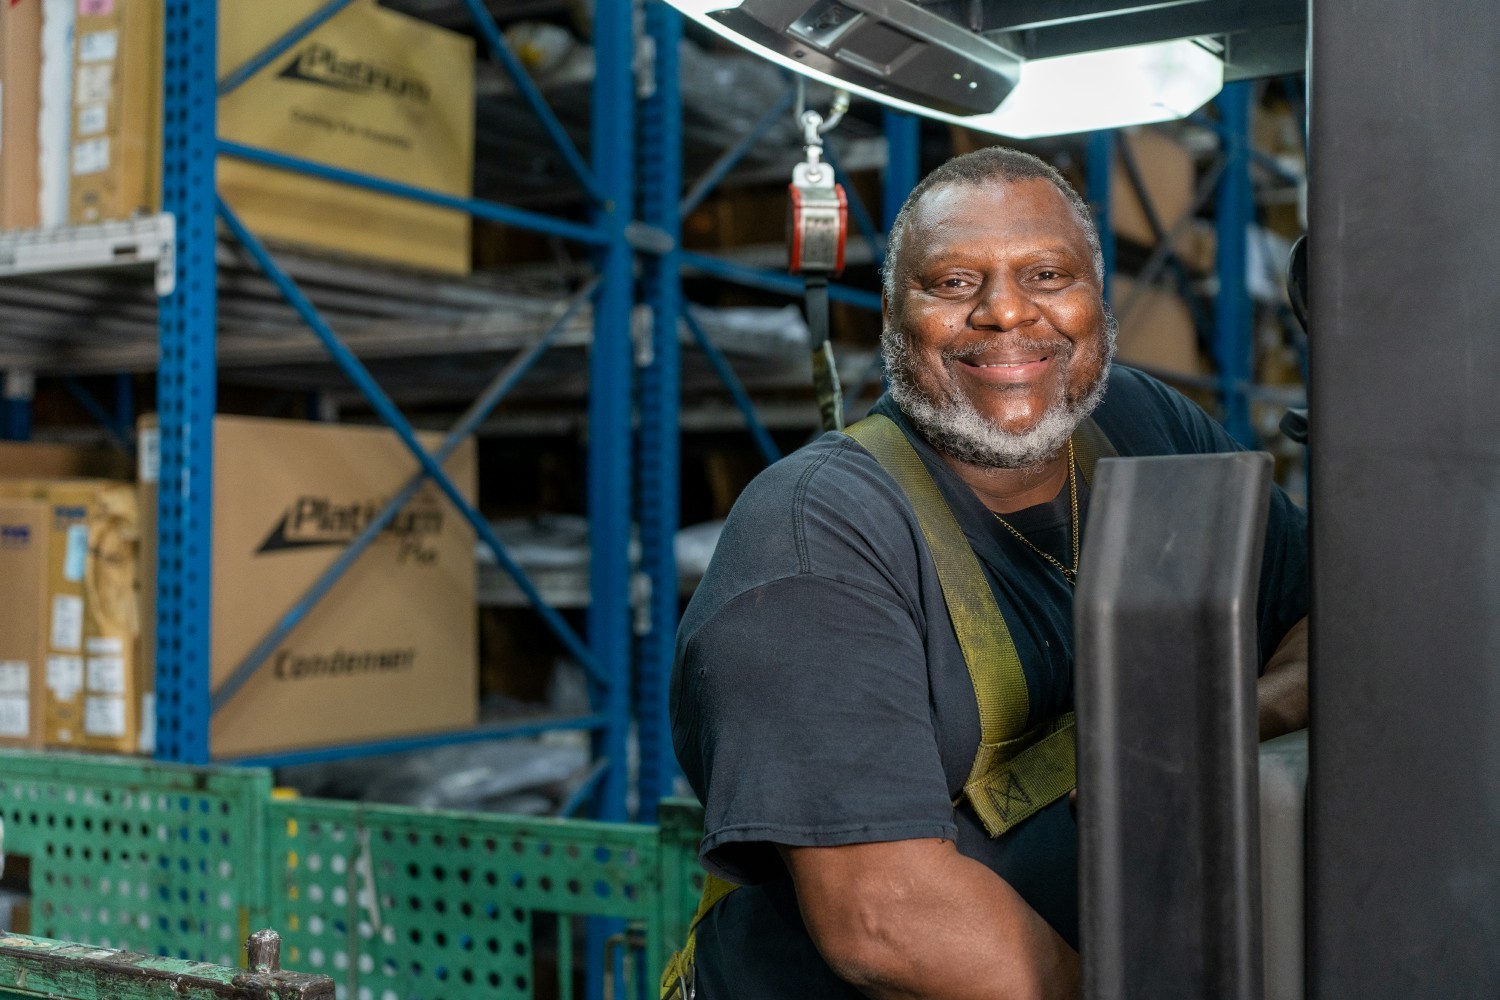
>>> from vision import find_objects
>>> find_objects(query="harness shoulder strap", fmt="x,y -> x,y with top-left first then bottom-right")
1072,415 -> 1117,487
845,414 -> 1084,837
844,415 -> 1030,762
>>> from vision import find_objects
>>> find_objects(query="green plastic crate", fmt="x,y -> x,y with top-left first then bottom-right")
0,752 -> 271,966
0,754 -> 710,999
267,797 -> 668,1000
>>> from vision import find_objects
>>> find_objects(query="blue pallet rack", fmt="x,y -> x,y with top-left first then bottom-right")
154,0 -> 638,826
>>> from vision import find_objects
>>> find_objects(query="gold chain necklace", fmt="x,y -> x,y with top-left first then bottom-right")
992,438 -> 1079,585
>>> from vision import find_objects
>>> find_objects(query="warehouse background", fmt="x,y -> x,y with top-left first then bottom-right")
0,0 -> 1306,982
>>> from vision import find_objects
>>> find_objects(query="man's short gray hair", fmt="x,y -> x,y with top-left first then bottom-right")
880,146 -> 1104,301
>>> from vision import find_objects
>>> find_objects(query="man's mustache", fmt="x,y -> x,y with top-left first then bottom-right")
940,337 -> 1074,362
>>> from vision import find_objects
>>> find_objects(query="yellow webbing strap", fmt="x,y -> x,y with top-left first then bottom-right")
660,416 -> 1113,996
661,873 -> 739,998
844,415 -> 1032,790
1071,416 -> 1116,487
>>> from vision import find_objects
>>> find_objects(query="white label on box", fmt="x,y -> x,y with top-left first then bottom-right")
84,695 -> 126,737
77,102 -> 107,136
137,692 -> 155,754
86,654 -> 125,694
50,594 -> 84,651
72,137 -> 109,176
78,30 -> 118,63
46,654 -> 84,700
87,636 -> 123,655
0,662 -> 28,694
0,697 -> 28,738
74,63 -> 112,105
139,427 -> 160,483
64,523 -> 89,581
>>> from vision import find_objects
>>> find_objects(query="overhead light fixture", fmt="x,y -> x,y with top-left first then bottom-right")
666,0 -> 1224,138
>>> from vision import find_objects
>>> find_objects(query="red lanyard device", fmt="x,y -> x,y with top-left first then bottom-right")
788,105 -> 849,432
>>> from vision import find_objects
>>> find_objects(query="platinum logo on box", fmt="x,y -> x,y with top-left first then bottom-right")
277,42 -> 431,104
257,495 -> 443,564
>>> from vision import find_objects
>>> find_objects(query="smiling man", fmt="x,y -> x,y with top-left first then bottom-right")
669,147 -> 1309,1000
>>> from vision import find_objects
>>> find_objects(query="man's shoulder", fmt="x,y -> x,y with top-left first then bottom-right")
684,430 -> 921,628
1093,364 -> 1231,456
728,429 -> 907,524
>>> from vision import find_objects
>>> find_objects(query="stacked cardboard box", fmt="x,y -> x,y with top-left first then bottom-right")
68,0 -> 164,225
0,478 -> 147,753
0,0 -> 43,230
217,0 -> 475,274
139,416 -> 478,759
0,500 -> 50,747
2,0 -> 475,275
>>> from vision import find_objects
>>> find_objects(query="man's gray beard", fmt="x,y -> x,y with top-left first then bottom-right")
882,313 -> 1117,471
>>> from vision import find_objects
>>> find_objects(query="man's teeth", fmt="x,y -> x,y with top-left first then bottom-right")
974,358 -> 1046,368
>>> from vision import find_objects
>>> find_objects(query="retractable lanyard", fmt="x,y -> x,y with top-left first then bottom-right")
787,96 -> 849,432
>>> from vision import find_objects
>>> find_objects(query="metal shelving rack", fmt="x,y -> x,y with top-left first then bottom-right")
151,0 -> 638,823
0,0 -> 1295,827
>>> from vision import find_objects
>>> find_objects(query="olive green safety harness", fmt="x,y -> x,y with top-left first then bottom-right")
661,414 -> 1117,1000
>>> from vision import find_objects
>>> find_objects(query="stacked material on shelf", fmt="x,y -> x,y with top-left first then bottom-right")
0,478 -> 147,754
0,0 -> 42,230
219,0 -> 476,274
0,0 -> 164,229
275,735 -> 591,814
138,415 -> 478,759
68,0 -> 163,225
0,499 -> 49,749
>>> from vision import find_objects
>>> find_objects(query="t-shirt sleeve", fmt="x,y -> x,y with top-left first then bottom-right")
674,571 -> 957,884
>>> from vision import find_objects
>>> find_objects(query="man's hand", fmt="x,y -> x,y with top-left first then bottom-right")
776,839 -> 1079,1000
1258,615 -> 1308,741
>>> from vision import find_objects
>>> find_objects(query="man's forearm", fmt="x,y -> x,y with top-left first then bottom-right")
1258,615 -> 1309,741
779,839 -> 1079,1000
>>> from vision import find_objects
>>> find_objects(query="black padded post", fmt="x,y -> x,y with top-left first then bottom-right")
1309,1 -> 1500,994
1076,452 -> 1271,1000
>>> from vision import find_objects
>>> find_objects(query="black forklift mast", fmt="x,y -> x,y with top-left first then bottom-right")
1307,0 -> 1500,995
1076,3 -> 1500,997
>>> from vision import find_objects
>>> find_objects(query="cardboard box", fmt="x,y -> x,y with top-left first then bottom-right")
0,479 -> 145,753
1,0 -> 43,230
1111,128 -> 1197,255
139,416 -> 478,758
217,0 -> 475,275
0,500 -> 50,748
68,0 -> 163,224
0,441 -> 134,480
1110,274 -> 1207,377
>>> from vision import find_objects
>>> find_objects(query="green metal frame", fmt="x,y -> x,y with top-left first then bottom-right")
0,933 -> 331,1000
0,753 -> 706,1000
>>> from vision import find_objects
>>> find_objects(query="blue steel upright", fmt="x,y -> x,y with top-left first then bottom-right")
156,0 -> 218,763
588,0 -> 636,825
635,0 -> 684,822
1087,130 -> 1116,299
882,111 -> 920,231
1214,83 -> 1256,448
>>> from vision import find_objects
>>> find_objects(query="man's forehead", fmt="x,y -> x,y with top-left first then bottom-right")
912,176 -> 1079,229
899,176 -> 1092,262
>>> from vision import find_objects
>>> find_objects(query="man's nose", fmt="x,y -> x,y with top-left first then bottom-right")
970,274 -> 1040,330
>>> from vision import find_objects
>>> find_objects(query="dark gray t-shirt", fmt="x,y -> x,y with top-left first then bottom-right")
670,365 -> 1309,998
